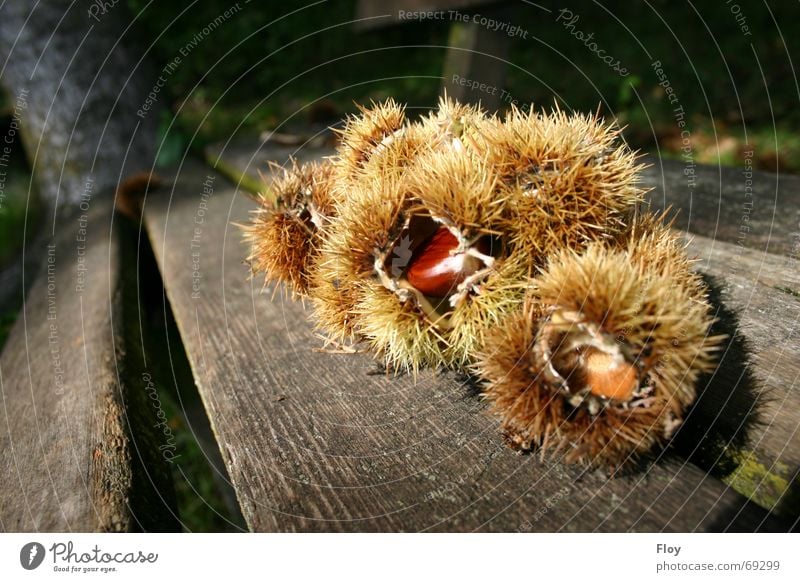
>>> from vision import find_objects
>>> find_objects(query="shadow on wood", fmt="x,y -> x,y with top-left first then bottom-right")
673,273 -> 799,522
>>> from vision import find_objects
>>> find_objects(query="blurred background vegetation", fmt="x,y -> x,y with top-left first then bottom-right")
124,0 -> 798,168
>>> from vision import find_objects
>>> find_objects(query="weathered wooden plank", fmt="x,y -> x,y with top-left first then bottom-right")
206,139 -> 800,516
641,159 -> 800,516
643,158 -> 800,258
678,236 -> 799,516
143,157 -> 792,531
0,200 -> 178,531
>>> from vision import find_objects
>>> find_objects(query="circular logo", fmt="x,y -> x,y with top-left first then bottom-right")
19,542 -> 45,570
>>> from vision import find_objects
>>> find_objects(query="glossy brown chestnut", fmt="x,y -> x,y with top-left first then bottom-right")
406,227 -> 489,298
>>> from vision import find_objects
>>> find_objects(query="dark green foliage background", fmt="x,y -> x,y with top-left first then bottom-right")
124,0 -> 798,128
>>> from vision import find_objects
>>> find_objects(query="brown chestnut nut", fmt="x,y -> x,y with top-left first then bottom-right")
406,227 -> 489,298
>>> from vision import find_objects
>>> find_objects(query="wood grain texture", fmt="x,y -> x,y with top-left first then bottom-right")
680,236 -> 799,516
643,158 -> 800,258
0,201 -> 134,531
143,157 -> 793,531
0,201 -> 181,532
641,158 -> 800,516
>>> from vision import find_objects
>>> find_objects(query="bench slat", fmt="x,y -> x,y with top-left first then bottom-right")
143,157 -> 791,531
0,201 -> 132,531
0,201 -> 179,531
206,140 -> 800,518
643,158 -> 800,258
682,236 -> 799,515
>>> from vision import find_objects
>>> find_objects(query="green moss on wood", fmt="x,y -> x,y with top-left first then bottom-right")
203,149 -> 264,196
723,451 -> 799,519
774,286 -> 800,300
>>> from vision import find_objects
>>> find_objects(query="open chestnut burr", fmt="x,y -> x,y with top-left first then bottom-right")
475,215 -> 722,466
310,97 -> 646,372
245,97 -> 720,466
312,134 -> 522,370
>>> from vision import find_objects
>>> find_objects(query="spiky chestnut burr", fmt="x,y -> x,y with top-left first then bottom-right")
241,158 -> 335,297
424,92 -> 487,152
312,98 -> 645,373
332,98 -> 408,186
310,96 -> 487,345
475,215 -> 723,466
313,135 -> 526,370
332,95 -> 484,188
476,104 -> 645,263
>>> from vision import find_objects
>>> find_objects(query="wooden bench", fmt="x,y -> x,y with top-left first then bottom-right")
0,198 -> 179,531
168,138 -> 798,531
1,131 -> 798,531
356,0 -> 514,110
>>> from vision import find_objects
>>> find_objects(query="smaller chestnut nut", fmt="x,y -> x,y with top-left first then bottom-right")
583,348 -> 638,401
406,227 -> 490,298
